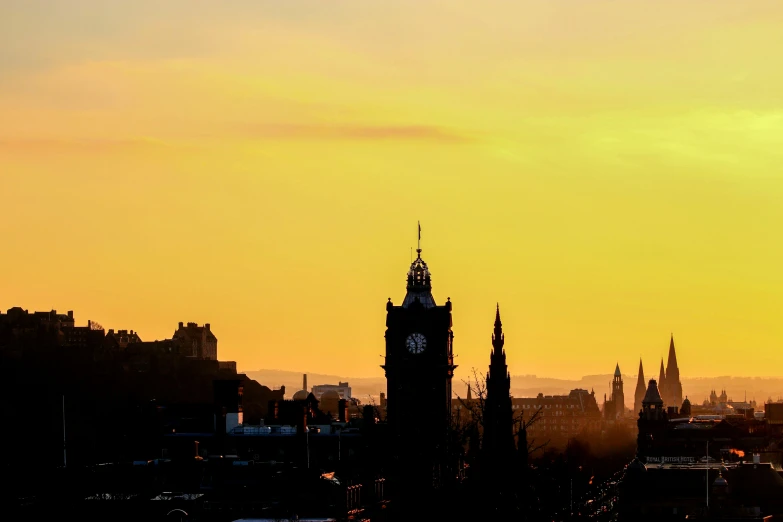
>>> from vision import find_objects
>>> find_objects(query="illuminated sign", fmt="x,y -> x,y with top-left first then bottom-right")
645,456 -> 697,464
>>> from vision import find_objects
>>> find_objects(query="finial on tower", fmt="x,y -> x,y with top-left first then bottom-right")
417,220 -> 421,253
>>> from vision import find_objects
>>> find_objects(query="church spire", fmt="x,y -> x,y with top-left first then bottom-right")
667,333 -> 679,372
634,358 -> 647,416
665,333 -> 683,409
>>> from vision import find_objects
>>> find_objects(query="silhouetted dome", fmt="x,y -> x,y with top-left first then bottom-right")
628,457 -> 647,473
643,379 -> 664,405
403,248 -> 436,309
321,390 -> 341,400
292,390 -> 309,401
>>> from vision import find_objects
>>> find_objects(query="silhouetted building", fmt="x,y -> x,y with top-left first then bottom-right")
104,329 -> 142,350
637,378 -> 667,457
665,334 -> 683,409
482,304 -> 515,470
381,240 -> 457,490
621,458 -> 783,520
710,388 -> 729,406
681,396 -> 692,417
61,320 -> 105,352
214,379 -> 244,434
634,358 -> 646,417
512,389 -> 601,445
172,321 -> 217,360
312,381 -> 352,400
604,363 -> 626,420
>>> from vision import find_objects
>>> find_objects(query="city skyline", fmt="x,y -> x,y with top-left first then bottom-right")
3,1 -> 783,379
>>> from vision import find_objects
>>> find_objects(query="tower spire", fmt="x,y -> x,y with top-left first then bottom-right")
658,357 -> 667,406
665,333 -> 683,409
484,303 -> 514,470
667,333 -> 679,371
492,303 -> 504,353
634,358 -> 647,415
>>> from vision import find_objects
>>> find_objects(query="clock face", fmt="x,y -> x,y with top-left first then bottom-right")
406,332 -> 427,354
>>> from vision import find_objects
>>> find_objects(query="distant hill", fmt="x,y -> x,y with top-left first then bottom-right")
242,369 -> 783,410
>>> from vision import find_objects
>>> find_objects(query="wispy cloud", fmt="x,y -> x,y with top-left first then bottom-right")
240,123 -> 472,143
0,137 -> 174,154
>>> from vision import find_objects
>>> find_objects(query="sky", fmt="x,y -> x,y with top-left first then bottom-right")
1,0 -> 782,380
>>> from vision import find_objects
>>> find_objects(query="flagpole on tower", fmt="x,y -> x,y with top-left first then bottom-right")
418,221 -> 421,251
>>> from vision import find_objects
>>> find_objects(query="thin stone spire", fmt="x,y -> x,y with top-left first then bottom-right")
658,358 -> 667,406
667,333 -> 679,373
634,358 -> 647,415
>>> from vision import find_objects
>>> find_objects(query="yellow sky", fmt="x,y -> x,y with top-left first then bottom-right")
2,1 -> 782,380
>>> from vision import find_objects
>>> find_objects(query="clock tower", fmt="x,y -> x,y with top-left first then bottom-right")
382,239 -> 457,468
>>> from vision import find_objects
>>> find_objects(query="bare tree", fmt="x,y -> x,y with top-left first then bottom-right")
454,367 -> 548,458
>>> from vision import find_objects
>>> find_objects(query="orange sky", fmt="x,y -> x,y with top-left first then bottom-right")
1,1 -> 782,379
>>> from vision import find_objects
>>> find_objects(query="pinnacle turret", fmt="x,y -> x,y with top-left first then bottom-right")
634,358 -> 647,415
492,303 -> 504,353
658,358 -> 667,407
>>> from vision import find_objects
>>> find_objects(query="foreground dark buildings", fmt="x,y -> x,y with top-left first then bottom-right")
5,236 -> 783,520
618,378 -> 783,520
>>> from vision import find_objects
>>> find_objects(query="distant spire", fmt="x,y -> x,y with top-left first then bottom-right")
637,359 -> 645,385
614,363 -> 621,378
492,303 -> 504,353
667,333 -> 679,372
467,383 -> 472,400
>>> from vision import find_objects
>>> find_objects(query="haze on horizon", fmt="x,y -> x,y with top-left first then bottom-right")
1,1 -> 782,380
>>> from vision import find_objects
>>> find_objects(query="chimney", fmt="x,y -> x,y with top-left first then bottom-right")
338,399 -> 348,422
303,374 -> 308,392
67,311 -> 73,319
205,323 -> 210,331
178,322 -> 184,329
380,393 -> 387,409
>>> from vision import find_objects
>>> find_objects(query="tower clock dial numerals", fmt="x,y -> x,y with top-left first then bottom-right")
406,332 -> 427,354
